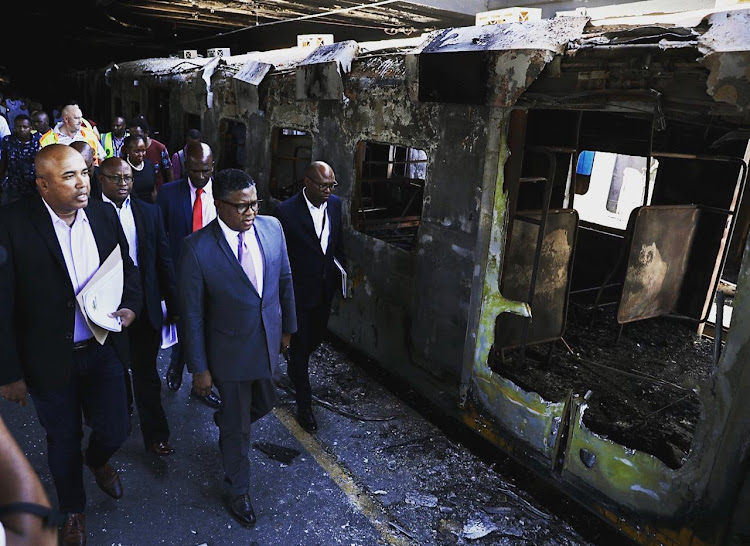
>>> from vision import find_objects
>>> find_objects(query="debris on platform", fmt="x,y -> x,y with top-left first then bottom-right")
405,491 -> 439,508
252,442 -> 301,464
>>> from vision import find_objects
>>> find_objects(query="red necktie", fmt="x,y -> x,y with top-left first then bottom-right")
192,188 -> 203,232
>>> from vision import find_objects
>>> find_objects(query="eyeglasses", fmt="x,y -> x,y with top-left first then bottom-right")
216,198 -> 262,214
101,174 -> 134,184
307,177 -> 338,191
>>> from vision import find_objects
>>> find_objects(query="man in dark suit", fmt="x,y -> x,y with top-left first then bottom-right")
178,168 -> 296,527
0,144 -> 142,545
156,142 -> 221,409
274,161 -> 345,433
100,157 -> 177,457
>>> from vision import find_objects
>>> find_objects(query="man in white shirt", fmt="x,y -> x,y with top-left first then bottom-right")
274,161 -> 346,433
39,103 -> 106,166
0,144 -> 142,545
100,157 -> 179,457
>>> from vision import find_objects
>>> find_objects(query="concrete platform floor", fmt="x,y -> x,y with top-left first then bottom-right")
1,340 -> 632,545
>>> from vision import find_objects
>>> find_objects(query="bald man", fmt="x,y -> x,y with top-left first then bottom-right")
274,161 -> 346,433
0,144 -> 142,545
157,142 -> 222,409
39,103 -> 106,165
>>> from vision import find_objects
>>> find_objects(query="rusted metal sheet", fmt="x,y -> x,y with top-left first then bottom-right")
698,10 -> 750,111
416,17 -> 588,107
232,58 -> 274,115
420,17 -> 588,56
233,58 -> 273,86
496,209 -> 578,348
617,205 -> 700,324
296,40 -> 359,100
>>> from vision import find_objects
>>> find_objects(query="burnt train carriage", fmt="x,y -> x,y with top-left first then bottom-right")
101,10 -> 750,545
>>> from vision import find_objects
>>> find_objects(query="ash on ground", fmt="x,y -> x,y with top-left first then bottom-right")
290,340 -> 630,545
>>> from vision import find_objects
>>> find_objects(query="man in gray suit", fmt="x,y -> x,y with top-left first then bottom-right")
177,168 -> 296,527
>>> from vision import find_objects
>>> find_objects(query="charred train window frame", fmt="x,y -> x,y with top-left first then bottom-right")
352,140 -> 427,252
269,127 -> 312,202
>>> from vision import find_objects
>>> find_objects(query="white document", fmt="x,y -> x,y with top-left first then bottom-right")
160,300 -> 178,349
76,245 -> 124,344
334,258 -> 348,299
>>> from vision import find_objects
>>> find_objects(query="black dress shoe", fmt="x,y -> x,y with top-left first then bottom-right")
166,364 -> 182,391
146,441 -> 175,456
61,512 -> 86,545
297,407 -> 318,433
87,463 -> 123,499
226,493 -> 256,527
190,389 -> 222,409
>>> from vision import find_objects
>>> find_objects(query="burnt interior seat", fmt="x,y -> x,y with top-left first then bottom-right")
590,205 -> 702,326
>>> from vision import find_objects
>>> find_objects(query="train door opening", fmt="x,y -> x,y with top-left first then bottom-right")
269,127 -> 312,202
489,108 -> 748,469
217,119 -> 246,172
147,88 -> 170,146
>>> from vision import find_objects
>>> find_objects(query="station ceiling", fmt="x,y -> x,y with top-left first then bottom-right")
6,1 -> 477,99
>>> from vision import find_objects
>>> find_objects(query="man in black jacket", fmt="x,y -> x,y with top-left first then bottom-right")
100,157 -> 178,457
0,144 -> 142,545
274,161 -> 345,433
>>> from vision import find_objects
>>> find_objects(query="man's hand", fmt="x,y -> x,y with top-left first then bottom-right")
109,308 -> 136,328
280,332 -> 291,354
0,379 -> 28,407
192,370 -> 213,397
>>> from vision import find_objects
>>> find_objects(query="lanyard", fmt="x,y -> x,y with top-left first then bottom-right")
317,209 -> 327,243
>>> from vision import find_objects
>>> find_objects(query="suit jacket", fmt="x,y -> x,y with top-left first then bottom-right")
177,216 -> 297,383
0,196 -> 142,393
89,166 -> 102,200
156,178 -> 193,267
131,197 -> 177,331
274,192 -> 345,310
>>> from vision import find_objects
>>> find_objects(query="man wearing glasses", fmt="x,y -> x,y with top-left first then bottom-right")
178,168 -> 296,527
99,157 -> 178,457
274,161 -> 346,433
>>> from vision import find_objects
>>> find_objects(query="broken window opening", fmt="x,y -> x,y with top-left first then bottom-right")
269,127 -> 312,202
487,109 -> 747,469
352,141 -> 427,252
571,151 -> 658,231
217,119 -> 246,172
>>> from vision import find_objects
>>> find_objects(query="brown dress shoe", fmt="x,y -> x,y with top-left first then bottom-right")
147,440 -> 176,456
88,463 -> 123,499
61,512 -> 86,545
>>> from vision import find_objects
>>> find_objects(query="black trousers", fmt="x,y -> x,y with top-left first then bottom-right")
30,343 -> 129,513
288,300 -> 331,409
213,377 -> 278,497
125,317 -> 170,447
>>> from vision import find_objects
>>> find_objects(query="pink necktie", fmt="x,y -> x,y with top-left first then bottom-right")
238,231 -> 258,291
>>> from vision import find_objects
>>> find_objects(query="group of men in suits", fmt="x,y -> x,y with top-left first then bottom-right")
0,140 -> 346,541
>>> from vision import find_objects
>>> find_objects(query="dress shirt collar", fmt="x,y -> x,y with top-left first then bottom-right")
218,216 -> 255,248
41,197 -> 88,228
188,177 -> 213,195
102,194 -> 132,210
303,188 -> 328,212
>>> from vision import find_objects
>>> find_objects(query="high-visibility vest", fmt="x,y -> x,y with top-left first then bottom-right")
39,127 -> 104,166
100,131 -> 128,158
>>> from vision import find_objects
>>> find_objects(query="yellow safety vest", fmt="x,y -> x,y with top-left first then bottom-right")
39,127 -> 104,166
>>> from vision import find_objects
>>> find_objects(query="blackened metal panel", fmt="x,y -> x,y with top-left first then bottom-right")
617,205 -> 700,324
495,209 -> 578,348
